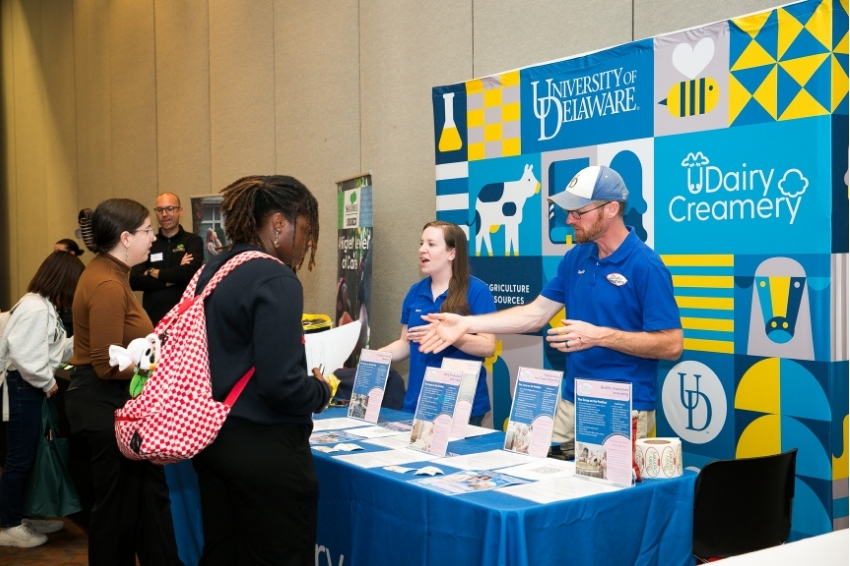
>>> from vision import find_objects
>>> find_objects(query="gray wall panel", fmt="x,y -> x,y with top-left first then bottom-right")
154,0 -> 212,205
208,0 -> 276,190
274,0 -> 361,317
473,0 -> 633,77
359,0 -> 472,353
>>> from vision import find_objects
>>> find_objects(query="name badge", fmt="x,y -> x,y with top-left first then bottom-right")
150,252 -> 164,263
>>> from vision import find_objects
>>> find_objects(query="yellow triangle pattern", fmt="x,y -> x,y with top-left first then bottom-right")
728,73 -> 752,124
732,40 -> 776,71
732,10 -> 773,39
780,53 -> 830,86
832,54 -> 850,110
841,0 -> 849,15
780,87 -> 829,120
805,0 -> 833,51
778,8 -> 804,60
753,65 -> 779,118
837,31 -> 849,54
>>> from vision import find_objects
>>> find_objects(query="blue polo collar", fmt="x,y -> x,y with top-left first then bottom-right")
589,226 -> 638,265
417,277 -> 448,301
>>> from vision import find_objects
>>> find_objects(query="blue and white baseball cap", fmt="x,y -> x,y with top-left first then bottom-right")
547,165 -> 629,211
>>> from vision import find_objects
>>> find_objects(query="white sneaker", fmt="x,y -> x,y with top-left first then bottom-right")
0,523 -> 48,547
23,518 -> 65,534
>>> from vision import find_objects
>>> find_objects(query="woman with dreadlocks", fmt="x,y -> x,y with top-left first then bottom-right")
191,175 -> 330,565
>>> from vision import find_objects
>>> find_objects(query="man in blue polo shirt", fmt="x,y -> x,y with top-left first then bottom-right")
420,165 -> 683,447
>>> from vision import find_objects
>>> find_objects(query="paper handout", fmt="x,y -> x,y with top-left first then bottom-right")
305,320 -> 362,376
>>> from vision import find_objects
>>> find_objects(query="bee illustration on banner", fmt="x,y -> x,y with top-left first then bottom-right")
660,77 -> 719,117
660,37 -> 719,118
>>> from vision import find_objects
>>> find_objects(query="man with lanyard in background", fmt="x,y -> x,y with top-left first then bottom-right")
131,192 -> 204,326
419,165 -> 683,456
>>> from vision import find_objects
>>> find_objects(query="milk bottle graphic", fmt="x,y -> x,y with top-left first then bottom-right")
438,92 -> 462,152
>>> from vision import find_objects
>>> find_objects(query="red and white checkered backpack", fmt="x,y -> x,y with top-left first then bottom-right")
115,251 -> 281,465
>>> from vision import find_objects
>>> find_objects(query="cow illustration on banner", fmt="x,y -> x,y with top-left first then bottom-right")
432,0 -> 848,539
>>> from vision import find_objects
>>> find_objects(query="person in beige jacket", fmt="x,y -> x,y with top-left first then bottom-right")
0,251 -> 83,548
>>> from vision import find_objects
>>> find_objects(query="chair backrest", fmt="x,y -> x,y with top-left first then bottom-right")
693,448 -> 797,560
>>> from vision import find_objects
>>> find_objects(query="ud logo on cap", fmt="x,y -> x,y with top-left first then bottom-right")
547,165 -> 629,212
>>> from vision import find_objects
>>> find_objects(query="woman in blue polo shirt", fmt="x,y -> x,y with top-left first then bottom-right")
380,221 -> 496,425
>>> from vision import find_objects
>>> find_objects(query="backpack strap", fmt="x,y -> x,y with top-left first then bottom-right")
197,251 -> 282,300
224,367 -> 256,408
160,251 -> 282,409
158,251 -> 283,333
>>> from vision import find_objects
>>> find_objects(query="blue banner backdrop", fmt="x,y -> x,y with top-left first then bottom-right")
432,0 -> 848,540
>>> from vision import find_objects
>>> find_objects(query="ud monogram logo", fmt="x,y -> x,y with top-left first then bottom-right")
662,360 -> 726,444
679,372 -> 711,432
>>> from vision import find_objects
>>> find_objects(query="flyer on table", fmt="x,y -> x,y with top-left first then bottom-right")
347,349 -> 392,423
574,378 -> 633,487
439,358 -> 482,439
504,367 -> 562,458
410,368 -> 463,457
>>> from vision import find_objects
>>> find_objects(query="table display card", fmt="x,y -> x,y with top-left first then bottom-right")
410,368 -> 464,457
412,470 -> 529,495
574,378 -> 633,487
439,358 -> 483,439
347,349 -> 393,423
504,367 -> 562,458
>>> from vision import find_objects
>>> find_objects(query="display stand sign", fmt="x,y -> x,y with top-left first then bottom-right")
574,378 -> 633,487
347,349 -> 392,423
503,367 -> 561,458
336,173 -> 373,368
439,358 -> 482,439
409,368 -> 463,457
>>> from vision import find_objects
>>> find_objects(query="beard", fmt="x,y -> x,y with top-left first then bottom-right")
573,211 -> 605,244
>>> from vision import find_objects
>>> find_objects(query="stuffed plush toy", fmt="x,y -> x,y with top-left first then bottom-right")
108,333 -> 160,397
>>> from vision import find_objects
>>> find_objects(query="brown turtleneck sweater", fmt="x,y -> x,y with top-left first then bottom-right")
69,253 -> 153,380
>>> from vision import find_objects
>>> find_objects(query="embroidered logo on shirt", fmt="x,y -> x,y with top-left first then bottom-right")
607,273 -> 628,286
174,244 -> 185,252
577,270 -> 585,275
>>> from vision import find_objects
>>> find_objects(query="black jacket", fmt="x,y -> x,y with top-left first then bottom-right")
130,225 -> 204,326
196,243 -> 330,429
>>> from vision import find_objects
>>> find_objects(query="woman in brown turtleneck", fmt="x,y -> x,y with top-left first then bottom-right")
65,199 -> 182,566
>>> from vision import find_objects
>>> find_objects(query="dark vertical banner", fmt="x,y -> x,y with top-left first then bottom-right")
337,173 -> 373,368
190,195 -> 230,264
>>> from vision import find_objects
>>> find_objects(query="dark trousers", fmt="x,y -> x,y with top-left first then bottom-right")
193,423 -> 318,566
64,366 -> 182,566
0,370 -> 44,528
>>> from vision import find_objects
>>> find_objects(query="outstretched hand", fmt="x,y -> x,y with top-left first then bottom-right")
418,313 -> 467,354
546,319 -> 601,353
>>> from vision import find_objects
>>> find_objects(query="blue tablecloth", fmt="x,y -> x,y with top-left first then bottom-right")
166,408 -> 696,566
314,408 -> 696,566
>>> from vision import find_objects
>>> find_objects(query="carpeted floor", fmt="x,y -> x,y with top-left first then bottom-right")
0,518 -> 88,566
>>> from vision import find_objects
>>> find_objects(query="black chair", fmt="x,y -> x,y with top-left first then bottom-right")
693,448 -> 797,562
